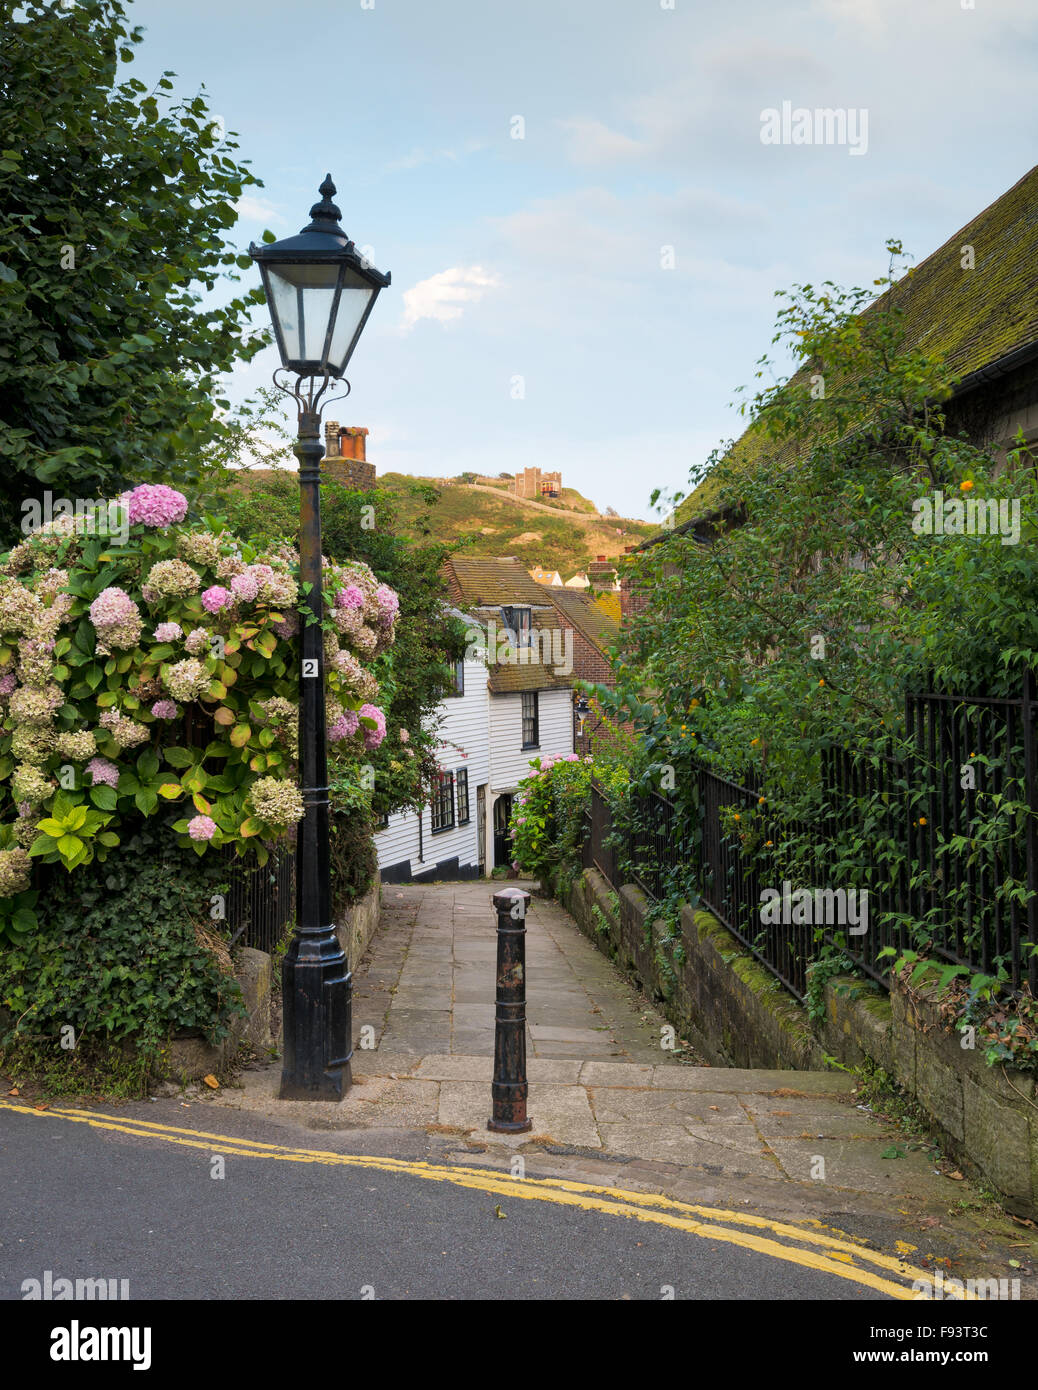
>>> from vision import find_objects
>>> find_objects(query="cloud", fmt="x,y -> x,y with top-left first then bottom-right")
235,195 -> 284,226
399,265 -> 501,332
557,118 -> 647,166
386,140 -> 487,173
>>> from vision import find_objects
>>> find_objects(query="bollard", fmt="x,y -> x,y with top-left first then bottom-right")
488,887 -> 532,1133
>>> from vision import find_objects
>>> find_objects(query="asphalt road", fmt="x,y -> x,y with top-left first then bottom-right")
0,1104 -> 875,1302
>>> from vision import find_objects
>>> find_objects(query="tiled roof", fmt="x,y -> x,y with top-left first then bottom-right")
445,555 -> 555,607
673,163 -> 1038,529
540,585 -> 619,655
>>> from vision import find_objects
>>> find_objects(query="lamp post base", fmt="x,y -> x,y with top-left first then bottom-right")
278,928 -> 352,1101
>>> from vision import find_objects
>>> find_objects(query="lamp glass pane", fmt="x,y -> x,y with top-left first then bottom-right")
326,268 -> 375,375
265,262 -> 339,368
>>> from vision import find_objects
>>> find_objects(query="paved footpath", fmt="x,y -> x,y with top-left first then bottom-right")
194,880 -> 1038,1295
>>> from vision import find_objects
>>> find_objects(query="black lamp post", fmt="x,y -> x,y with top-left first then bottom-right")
250,176 -> 390,1101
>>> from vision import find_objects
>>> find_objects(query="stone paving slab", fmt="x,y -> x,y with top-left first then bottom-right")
649,1066 -> 857,1094
438,1079 -> 601,1147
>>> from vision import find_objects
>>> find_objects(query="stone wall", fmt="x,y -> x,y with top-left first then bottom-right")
167,872 -> 383,1078
560,865 -> 1038,1217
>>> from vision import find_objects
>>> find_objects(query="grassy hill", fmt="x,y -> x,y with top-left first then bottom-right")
231,468 -> 655,576
375,474 -> 654,574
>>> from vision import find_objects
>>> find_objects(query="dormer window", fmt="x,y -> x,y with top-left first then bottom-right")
500,605 -> 532,648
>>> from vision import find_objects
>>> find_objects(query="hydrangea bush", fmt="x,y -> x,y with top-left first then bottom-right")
0,484 -> 397,940
509,753 -> 629,889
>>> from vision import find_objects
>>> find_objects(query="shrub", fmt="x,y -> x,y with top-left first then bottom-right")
0,813 -> 244,1091
0,484 -> 398,940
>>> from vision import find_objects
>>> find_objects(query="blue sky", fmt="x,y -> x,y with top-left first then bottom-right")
128,0 -> 1038,520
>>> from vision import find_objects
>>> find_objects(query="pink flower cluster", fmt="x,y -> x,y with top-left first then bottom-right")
328,708 -> 360,743
188,815 -> 217,841
336,584 -> 365,611
359,702 -> 386,751
375,584 -> 399,623
89,586 -> 142,652
153,622 -> 183,642
121,484 -> 188,528
151,700 -> 178,719
201,585 -> 232,613
87,757 -> 120,789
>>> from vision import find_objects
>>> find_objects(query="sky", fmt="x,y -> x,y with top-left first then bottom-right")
124,0 -> 1038,521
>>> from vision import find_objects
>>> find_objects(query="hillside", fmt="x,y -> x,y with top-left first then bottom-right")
232,468 -> 655,575
375,474 -> 654,573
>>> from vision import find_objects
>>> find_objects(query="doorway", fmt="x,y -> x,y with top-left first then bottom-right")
492,793 -> 513,869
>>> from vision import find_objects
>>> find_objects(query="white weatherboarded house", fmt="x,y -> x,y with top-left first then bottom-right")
374,558 -> 576,881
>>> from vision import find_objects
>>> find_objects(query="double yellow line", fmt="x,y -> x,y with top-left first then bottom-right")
1,1099 -> 967,1299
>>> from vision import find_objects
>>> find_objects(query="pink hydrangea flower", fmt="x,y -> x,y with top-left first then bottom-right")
87,757 -> 120,789
359,702 -> 386,751
153,622 -> 183,642
121,484 -> 188,528
151,699 -> 178,719
399,728 -> 409,744
328,709 -> 360,743
0,672 -> 16,696
89,586 -> 137,627
336,584 -> 365,610
375,584 -> 399,620
230,570 -> 260,602
187,814 -> 217,841
201,585 -> 232,613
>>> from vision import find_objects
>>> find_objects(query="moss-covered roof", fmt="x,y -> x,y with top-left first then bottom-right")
445,555 -> 556,607
671,163 -> 1038,532
540,584 -> 619,654
443,555 -> 574,692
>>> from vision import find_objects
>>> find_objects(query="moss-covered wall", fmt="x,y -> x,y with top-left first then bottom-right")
560,866 -> 1038,1218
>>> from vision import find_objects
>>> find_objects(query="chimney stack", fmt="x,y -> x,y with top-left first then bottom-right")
323,420 -> 341,457
587,556 -> 617,592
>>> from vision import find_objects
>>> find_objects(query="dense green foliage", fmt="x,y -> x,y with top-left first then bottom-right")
0,813 -> 243,1092
510,753 -> 629,891
596,246 -> 1038,1059
0,0 -> 267,542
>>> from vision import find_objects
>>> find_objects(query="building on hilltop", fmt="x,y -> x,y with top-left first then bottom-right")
322,422 -> 375,489
514,467 -> 561,500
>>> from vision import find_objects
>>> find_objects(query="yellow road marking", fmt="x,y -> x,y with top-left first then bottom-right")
1,1100 -> 967,1300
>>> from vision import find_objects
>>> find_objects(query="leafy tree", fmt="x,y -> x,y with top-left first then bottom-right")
0,0 -> 268,543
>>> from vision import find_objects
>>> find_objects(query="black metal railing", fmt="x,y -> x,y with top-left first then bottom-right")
583,670 -> 1038,1003
225,846 -> 296,955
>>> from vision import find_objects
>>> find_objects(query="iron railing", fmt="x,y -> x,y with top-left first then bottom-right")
585,671 -> 1038,1003
225,846 -> 296,955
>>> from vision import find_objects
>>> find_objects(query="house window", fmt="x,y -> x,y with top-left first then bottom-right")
521,691 -> 539,749
456,768 -> 470,824
501,606 -> 532,648
431,770 -> 455,833
452,659 -> 464,696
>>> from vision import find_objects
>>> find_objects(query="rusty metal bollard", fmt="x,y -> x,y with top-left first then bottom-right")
488,887 -> 532,1133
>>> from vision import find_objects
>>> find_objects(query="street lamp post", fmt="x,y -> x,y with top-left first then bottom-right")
250,176 -> 390,1100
